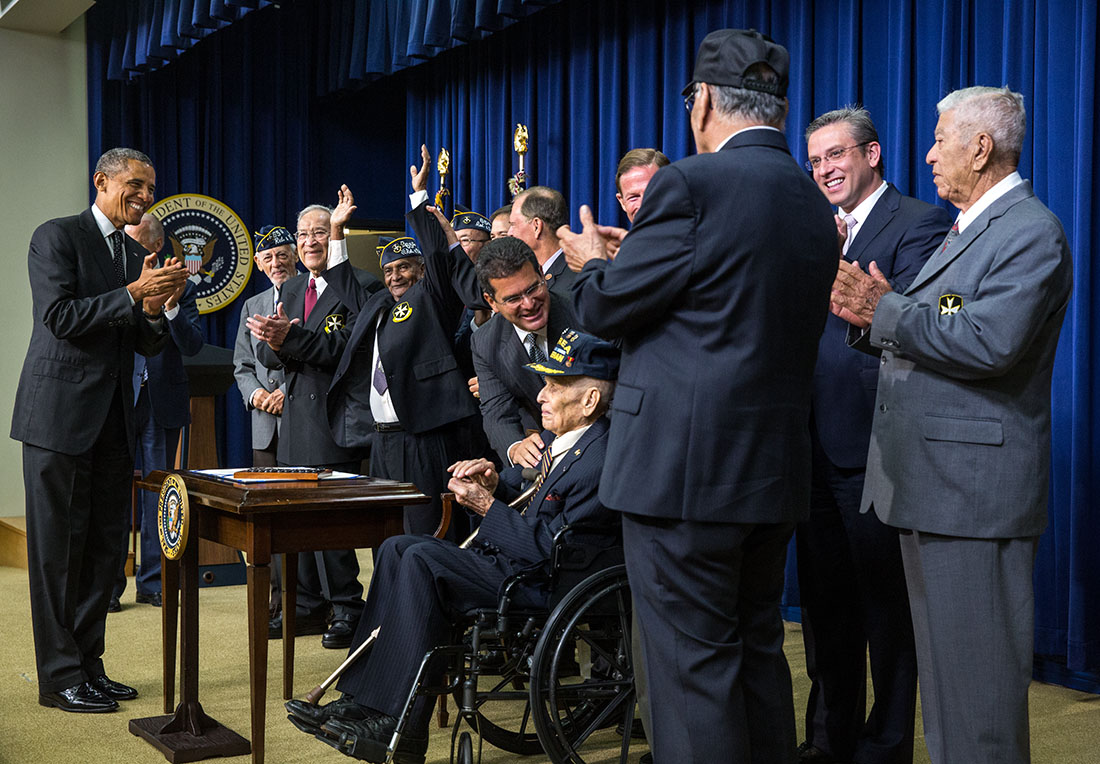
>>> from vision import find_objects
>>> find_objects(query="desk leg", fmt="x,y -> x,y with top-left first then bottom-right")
282,552 -> 298,700
247,560 -> 271,764
162,552 -> 179,714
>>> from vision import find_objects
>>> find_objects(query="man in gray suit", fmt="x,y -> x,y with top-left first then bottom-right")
234,225 -> 298,467
831,86 -> 1073,764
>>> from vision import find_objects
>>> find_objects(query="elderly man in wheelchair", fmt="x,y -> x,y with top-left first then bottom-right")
286,329 -> 622,763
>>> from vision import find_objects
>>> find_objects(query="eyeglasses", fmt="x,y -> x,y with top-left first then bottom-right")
498,279 -> 547,307
296,229 -> 330,242
683,85 -> 697,114
804,142 -> 871,172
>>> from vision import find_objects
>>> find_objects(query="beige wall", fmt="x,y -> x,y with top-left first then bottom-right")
0,19 -> 88,516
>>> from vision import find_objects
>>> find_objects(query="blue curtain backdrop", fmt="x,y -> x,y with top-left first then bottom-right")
86,0 -> 1098,687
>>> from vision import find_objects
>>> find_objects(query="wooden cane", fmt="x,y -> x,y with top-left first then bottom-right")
304,626 -> 381,704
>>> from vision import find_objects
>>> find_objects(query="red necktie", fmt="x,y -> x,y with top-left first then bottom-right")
303,278 -> 317,321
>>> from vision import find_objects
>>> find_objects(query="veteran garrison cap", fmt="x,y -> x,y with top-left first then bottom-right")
254,225 -> 295,251
451,211 -> 492,234
377,236 -> 423,267
524,329 -> 620,381
682,28 -> 789,98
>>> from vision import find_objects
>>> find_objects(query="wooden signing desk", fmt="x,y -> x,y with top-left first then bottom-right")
130,470 -> 429,764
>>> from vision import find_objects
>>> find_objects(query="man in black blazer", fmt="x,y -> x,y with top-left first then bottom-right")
11,148 -> 187,712
472,237 -> 577,467
562,30 -> 837,763
508,186 -> 576,300
313,147 -> 487,541
285,331 -> 620,763
111,213 -> 204,611
250,204 -> 374,649
795,107 -> 952,764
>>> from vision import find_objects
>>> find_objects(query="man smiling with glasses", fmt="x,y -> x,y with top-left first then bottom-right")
794,106 -> 952,764
471,236 -> 578,468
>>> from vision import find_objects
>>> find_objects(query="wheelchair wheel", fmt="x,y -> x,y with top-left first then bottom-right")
455,731 -> 474,764
529,564 -> 639,764
453,663 -> 543,755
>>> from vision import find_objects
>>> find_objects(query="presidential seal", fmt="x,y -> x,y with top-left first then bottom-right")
149,194 -> 253,314
158,474 -> 190,561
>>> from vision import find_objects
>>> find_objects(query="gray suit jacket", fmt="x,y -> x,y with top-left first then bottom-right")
863,181 -> 1073,538
233,286 -> 284,451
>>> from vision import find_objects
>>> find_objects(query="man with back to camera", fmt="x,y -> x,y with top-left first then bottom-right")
110,212 -> 204,612
283,329 -> 620,764
560,29 -> 838,763
830,86 -> 1073,764
12,147 -> 187,712
471,236 -> 578,468
248,203 -> 373,650
795,106 -> 952,764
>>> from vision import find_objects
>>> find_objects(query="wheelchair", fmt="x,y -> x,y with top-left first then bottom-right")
320,515 -> 644,764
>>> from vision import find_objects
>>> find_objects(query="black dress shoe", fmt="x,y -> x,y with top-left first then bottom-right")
107,597 -> 121,613
269,604 -> 330,640
639,754 -> 653,764
319,711 -> 428,763
90,674 -> 138,701
797,741 -> 837,762
286,695 -> 368,730
136,591 -> 162,607
322,618 -> 356,650
39,682 -> 119,713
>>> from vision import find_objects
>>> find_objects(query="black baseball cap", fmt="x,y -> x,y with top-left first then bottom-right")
682,28 -> 790,98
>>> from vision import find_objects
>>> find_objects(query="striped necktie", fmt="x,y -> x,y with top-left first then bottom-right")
523,447 -> 553,514
940,222 -> 960,252
524,333 -> 546,364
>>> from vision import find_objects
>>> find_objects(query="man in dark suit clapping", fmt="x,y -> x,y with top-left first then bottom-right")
12,148 -> 187,713
794,107 -> 952,764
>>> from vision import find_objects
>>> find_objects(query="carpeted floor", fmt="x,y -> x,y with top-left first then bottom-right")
1,553 -> 1097,764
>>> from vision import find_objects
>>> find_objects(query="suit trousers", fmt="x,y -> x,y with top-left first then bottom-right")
24,386 -> 133,693
282,458 -> 364,621
113,384 -> 181,599
369,423 -> 469,541
335,534 -> 533,732
796,429 -> 916,764
623,513 -> 798,764
900,530 -> 1037,764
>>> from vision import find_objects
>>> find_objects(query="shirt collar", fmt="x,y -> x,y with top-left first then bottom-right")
550,423 -> 593,461
512,322 -> 547,345
714,125 -> 783,153
956,171 -> 1024,233
90,204 -> 120,240
542,249 -> 563,274
839,180 -> 889,224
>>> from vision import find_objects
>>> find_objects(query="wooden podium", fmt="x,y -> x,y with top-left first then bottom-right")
129,470 -> 428,764
181,345 -> 243,576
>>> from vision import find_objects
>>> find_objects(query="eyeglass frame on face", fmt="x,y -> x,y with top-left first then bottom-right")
296,228 -> 330,243
498,278 -> 547,307
683,83 -> 697,114
804,142 -> 872,172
